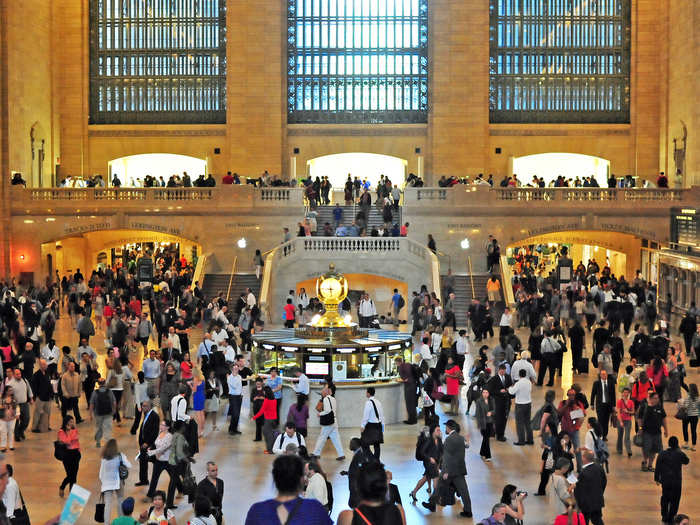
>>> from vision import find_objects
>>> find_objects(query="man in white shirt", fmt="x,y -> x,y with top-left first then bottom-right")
165,326 -> 181,353
40,339 -> 60,374
414,336 -> 432,366
358,293 -> 376,328
508,369 -> 533,445
226,364 -> 243,435
499,307 -> 513,338
291,367 -> 310,396
170,385 -> 190,423
272,421 -> 306,454
455,330 -> 470,369
246,288 -> 256,308
1,466 -> 20,518
430,329 -> 442,354
211,325 -> 228,347
221,339 -> 237,365
510,351 -> 536,383
214,306 -> 228,327
77,339 -> 97,361
361,387 -> 385,459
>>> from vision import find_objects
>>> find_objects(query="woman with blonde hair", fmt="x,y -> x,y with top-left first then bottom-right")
190,366 -> 206,436
99,438 -> 131,522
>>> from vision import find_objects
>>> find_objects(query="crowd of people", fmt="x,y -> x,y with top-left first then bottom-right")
0,238 -> 695,524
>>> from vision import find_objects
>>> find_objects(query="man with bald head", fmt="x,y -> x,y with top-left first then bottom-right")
31,359 -> 53,433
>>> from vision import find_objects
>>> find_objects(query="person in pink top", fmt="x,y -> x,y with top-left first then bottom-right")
646,356 -> 669,403
57,415 -> 81,497
444,356 -> 462,415
616,387 -> 635,457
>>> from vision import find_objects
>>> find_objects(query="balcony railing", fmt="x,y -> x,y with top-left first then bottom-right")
11,185 -> 696,215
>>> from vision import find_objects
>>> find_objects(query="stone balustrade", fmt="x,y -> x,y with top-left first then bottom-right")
10,184 -> 697,215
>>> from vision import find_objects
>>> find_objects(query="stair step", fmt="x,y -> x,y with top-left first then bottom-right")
311,205 -> 402,230
202,273 -> 261,306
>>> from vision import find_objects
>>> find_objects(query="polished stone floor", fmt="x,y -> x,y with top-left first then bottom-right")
16,313 -> 700,525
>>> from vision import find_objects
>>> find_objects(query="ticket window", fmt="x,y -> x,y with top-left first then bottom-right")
304,354 -> 331,380
332,352 -> 366,380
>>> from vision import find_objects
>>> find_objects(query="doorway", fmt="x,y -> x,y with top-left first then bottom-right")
108,153 -> 207,187
307,153 -> 406,188
512,153 -> 610,187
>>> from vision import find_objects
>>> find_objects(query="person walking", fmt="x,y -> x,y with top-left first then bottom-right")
360,387 -> 384,460
422,419 -> 472,518
509,368 -> 534,445
475,388 -> 495,461
57,415 -> 81,497
654,436 -> 690,524
640,391 -> 668,472
487,364 -> 513,442
538,331 -> 561,386
0,388 -> 18,452
60,361 -> 82,423
311,383 -> 345,460
99,438 -> 132,523
251,386 -> 278,454
409,425 -> 442,503
6,369 -> 32,443
615,387 -> 634,457
590,370 -> 616,441
106,360 -> 130,425
30,358 -> 52,433
89,378 -> 116,448
166,420 -> 191,510
204,370 -> 222,433
135,400 -> 160,487
573,448 -> 607,525
680,383 -> 699,450
287,393 -> 309,438
145,420 -> 174,499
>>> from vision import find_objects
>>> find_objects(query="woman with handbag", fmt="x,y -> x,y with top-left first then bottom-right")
166,420 -> 191,510
680,383 -> 699,451
475,388 -> 495,461
98,438 -> 132,523
409,425 -> 442,505
57,415 -> 81,497
204,370 -> 222,433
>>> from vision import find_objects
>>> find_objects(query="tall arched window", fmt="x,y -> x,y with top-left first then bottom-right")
89,0 -> 227,124
489,0 -> 630,123
287,0 -> 428,124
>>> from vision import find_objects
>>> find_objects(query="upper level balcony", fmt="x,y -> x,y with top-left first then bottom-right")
9,184 -> 698,217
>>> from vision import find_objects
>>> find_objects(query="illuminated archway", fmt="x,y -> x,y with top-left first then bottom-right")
307,153 -> 407,188
512,153 -> 610,187
108,153 -> 207,186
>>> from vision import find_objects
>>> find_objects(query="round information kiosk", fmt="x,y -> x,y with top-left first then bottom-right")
252,264 -> 413,428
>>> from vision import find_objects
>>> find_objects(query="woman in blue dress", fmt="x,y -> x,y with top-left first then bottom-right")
190,367 -> 206,436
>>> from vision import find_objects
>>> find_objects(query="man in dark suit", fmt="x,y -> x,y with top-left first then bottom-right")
343,437 -> 377,508
574,449 -> 607,525
487,364 -> 513,441
590,370 -> 616,440
135,400 -> 160,486
423,419 -> 472,518
654,436 -> 690,524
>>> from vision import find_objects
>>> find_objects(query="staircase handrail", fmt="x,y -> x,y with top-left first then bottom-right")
225,256 -> 238,303
192,253 -> 209,289
467,256 -> 476,299
499,254 -> 515,307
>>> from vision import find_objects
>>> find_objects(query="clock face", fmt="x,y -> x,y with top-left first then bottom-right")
320,278 -> 342,298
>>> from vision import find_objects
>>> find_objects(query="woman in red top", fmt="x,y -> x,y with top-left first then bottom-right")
251,386 -> 278,454
0,336 -> 15,373
646,356 -> 669,404
616,387 -> 635,457
444,356 -> 462,415
179,352 -> 194,381
57,415 -> 81,497
103,302 -> 114,329
283,298 -> 296,328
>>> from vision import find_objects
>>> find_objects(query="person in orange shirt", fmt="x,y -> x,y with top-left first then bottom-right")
57,415 -> 81,497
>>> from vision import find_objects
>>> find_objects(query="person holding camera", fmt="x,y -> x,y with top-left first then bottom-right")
498,484 -> 526,524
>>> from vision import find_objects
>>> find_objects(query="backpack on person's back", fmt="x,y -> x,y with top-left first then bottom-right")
95,389 -> 112,416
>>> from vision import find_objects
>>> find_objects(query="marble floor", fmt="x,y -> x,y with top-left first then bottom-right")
14,313 -> 700,525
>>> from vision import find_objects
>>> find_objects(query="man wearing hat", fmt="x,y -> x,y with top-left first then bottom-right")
422,419 -> 472,517
111,497 -> 137,524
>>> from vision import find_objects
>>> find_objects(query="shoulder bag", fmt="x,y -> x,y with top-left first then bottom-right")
10,490 -> 30,525
94,492 -> 105,523
319,396 -> 335,426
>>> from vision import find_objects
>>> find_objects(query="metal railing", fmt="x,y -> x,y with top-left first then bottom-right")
225,256 -> 237,303
192,253 -> 209,289
494,187 -> 687,202
499,254 -> 516,307
467,256 -> 476,298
